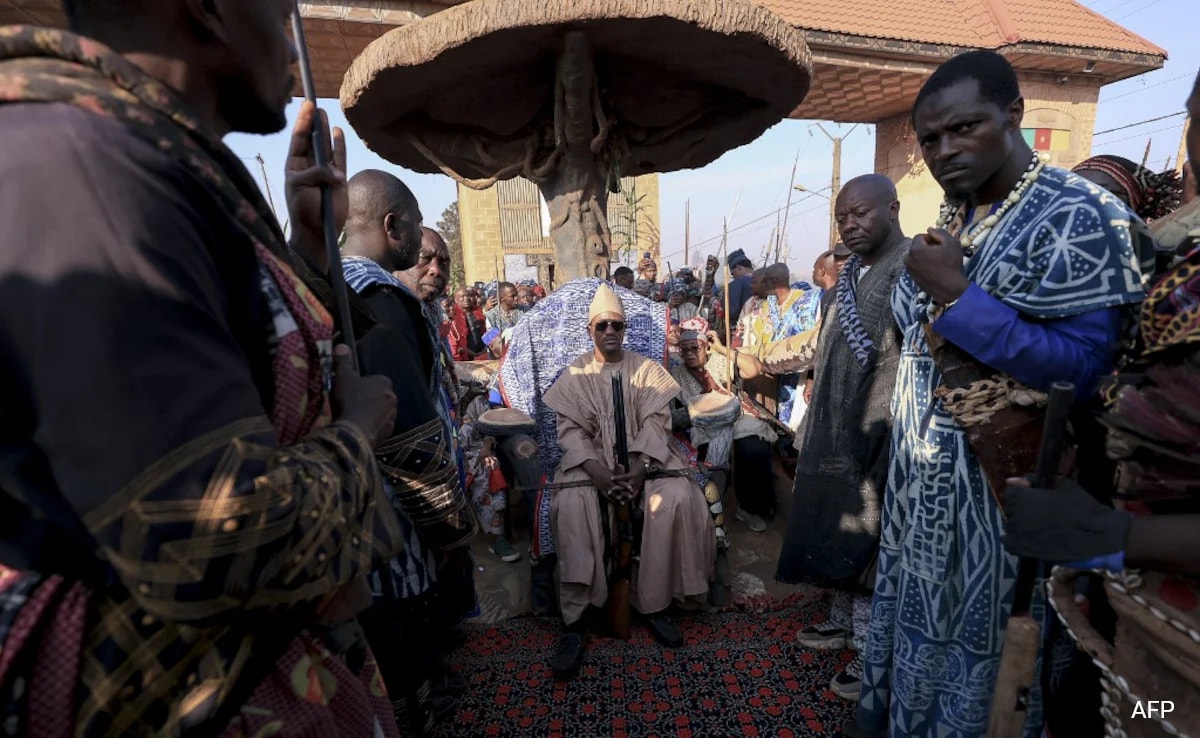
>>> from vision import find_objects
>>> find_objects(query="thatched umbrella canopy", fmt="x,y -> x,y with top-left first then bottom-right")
341,0 -> 812,282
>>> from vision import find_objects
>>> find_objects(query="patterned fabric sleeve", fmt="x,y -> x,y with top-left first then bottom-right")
84,418 -> 397,620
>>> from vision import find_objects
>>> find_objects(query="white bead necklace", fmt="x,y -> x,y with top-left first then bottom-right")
936,151 -> 1050,257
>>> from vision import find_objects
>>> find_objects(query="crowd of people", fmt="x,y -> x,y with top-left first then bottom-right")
0,3 -> 1197,738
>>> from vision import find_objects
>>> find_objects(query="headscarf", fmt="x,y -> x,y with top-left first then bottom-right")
679,317 -> 709,342
1074,155 -> 1183,222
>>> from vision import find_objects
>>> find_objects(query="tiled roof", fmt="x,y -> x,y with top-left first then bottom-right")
759,0 -> 1165,57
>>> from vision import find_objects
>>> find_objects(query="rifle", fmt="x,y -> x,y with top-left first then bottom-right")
608,372 -> 634,639
510,464 -> 727,494
290,2 -> 357,364
987,380 -> 1075,738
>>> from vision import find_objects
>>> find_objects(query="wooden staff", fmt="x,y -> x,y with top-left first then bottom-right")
721,218 -> 733,394
290,2 -> 357,365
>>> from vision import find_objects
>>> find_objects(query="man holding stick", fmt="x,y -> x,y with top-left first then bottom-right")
543,284 -> 714,679
0,1 -> 404,734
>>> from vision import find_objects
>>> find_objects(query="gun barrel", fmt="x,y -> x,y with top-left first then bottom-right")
1031,381 -> 1075,489
611,372 -> 631,470
290,2 -> 357,364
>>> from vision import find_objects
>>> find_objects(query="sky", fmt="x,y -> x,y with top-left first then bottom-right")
227,0 -> 1197,281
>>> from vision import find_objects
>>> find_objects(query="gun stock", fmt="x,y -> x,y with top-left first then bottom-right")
987,381 -> 1074,738
608,373 -> 634,639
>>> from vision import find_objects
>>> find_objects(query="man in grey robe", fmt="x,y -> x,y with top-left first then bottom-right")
775,174 -> 910,700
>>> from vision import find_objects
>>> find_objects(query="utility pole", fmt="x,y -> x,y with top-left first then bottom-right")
813,123 -> 859,249
684,199 -> 690,266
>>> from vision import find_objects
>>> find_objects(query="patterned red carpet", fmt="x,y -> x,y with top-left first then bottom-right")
438,590 -> 856,737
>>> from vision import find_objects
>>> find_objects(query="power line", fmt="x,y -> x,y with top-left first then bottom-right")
659,199 -> 829,263
1094,0 -> 1143,17
1098,73 -> 1191,104
1093,111 -> 1186,136
1099,121 -> 1187,148
1116,0 -> 1165,20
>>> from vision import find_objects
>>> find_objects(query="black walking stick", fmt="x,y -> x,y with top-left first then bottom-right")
291,2 -> 357,365
987,380 -> 1075,737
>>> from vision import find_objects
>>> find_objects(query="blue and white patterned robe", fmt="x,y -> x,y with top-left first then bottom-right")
856,166 -> 1154,737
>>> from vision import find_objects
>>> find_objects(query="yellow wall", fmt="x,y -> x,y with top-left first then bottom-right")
635,173 -> 662,262
874,75 -> 1102,236
458,183 -> 503,286
458,173 -> 661,284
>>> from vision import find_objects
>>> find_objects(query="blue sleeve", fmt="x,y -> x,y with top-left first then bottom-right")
932,282 -> 1123,399
488,388 -> 504,407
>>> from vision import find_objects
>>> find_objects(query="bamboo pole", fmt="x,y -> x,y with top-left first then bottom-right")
722,217 -> 733,395
777,147 -> 800,261
1176,116 -> 1190,174
720,189 -> 740,394
684,200 -> 691,266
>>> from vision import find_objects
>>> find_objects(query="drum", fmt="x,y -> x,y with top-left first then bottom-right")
687,392 -> 740,468
687,392 -> 740,429
377,420 -> 479,550
760,328 -> 819,375
1048,567 -> 1200,738
477,407 -> 537,437
454,359 -> 498,387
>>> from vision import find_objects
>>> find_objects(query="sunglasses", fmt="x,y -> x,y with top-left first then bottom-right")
594,320 -> 626,333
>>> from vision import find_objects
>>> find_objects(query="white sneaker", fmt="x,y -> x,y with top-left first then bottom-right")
734,508 -> 767,533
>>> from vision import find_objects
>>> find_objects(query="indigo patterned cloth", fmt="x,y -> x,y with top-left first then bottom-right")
857,166 -> 1154,737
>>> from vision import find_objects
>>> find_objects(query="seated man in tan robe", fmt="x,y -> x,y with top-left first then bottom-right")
544,284 -> 715,679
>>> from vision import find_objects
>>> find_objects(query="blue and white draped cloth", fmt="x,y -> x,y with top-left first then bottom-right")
767,283 -> 822,428
856,166 -> 1153,737
837,255 -> 875,368
498,279 -> 669,558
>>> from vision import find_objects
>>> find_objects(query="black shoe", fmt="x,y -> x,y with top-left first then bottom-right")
550,632 -> 585,680
432,670 -> 468,698
645,612 -> 684,648
841,720 -> 886,738
429,693 -> 457,720
393,697 -> 435,738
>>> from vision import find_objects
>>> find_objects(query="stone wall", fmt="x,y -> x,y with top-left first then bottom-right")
874,75 -> 1102,237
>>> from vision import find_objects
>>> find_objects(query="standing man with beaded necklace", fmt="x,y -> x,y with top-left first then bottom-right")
849,51 -> 1155,738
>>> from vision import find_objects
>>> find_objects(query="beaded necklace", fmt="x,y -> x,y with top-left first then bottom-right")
918,151 -> 1050,318
936,151 -> 1050,257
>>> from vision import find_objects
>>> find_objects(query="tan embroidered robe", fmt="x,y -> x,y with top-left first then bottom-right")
544,351 -> 715,624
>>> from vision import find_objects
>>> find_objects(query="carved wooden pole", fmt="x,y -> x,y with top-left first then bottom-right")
537,31 -> 613,282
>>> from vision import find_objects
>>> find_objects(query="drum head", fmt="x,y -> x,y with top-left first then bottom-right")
687,391 -> 739,420
477,407 -> 537,437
